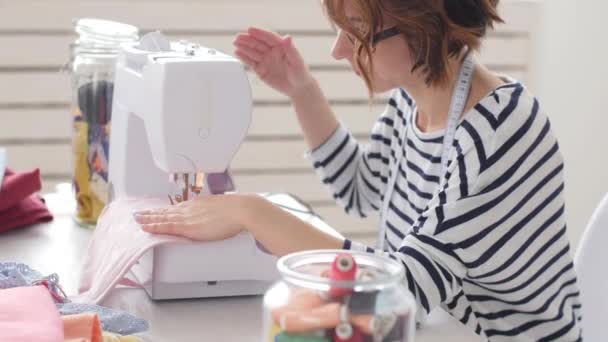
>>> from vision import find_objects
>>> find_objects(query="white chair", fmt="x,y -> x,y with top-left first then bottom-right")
574,193 -> 608,341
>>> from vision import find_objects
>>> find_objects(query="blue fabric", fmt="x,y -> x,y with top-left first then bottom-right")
0,262 -> 44,289
59,303 -> 149,335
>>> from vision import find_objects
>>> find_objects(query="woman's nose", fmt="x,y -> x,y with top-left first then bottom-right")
331,30 -> 352,61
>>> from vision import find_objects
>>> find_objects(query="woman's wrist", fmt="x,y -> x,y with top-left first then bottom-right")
233,193 -> 268,233
288,76 -> 319,103
288,77 -> 340,150
231,193 -> 344,256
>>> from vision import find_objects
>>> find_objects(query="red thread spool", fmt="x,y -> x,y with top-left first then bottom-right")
329,253 -> 357,298
332,323 -> 364,342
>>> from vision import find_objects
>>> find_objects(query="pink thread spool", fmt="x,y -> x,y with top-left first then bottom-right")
329,253 -> 357,298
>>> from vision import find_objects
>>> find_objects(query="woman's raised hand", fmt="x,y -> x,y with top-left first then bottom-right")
233,27 -> 315,98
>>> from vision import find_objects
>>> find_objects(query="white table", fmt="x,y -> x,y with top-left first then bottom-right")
0,186 -> 483,342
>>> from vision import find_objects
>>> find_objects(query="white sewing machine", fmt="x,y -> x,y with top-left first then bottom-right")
107,32 -> 301,300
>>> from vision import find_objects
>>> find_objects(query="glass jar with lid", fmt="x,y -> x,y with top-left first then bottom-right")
263,250 -> 416,342
67,18 -> 139,227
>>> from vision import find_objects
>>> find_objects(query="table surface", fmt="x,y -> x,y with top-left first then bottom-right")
0,186 -> 484,342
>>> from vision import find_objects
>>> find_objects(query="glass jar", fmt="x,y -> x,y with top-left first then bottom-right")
68,18 -> 139,227
264,250 -> 416,342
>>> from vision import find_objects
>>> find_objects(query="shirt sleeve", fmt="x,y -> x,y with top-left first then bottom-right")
307,95 -> 399,218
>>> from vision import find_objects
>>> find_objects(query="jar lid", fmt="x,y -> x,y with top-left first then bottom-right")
277,249 -> 406,292
75,18 -> 139,43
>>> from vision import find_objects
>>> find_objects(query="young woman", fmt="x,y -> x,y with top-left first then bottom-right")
134,0 -> 583,339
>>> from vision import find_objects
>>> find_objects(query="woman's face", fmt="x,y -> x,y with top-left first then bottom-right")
330,3 -> 420,93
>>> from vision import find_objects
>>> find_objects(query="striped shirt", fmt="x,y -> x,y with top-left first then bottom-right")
308,82 -> 583,341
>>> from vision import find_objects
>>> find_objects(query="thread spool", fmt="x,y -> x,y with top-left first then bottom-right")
329,253 -> 357,298
332,323 -> 364,342
275,303 -> 341,333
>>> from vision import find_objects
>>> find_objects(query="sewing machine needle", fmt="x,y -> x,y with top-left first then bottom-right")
183,173 -> 189,201
168,195 -> 174,205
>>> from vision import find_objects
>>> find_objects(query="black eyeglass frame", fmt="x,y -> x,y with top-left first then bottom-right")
345,26 -> 401,47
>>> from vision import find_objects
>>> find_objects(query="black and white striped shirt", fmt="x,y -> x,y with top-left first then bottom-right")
309,82 -> 583,341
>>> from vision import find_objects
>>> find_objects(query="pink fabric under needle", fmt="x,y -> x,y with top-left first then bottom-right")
72,197 -> 189,304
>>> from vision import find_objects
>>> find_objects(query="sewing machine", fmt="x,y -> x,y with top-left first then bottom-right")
106,32 -> 283,300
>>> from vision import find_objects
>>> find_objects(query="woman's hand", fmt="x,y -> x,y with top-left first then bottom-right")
233,27 -> 315,98
134,193 -> 344,256
133,194 -> 252,241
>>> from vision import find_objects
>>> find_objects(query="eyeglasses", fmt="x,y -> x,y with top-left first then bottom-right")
344,26 -> 400,48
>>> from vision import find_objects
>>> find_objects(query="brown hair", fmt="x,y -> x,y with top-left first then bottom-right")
323,0 -> 503,92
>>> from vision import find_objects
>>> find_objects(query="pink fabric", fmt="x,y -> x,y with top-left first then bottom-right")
0,286 -> 64,342
73,197 -> 189,304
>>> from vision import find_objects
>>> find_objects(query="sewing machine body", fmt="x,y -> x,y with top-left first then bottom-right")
131,232 -> 279,300
108,32 -> 251,199
107,32 -> 281,299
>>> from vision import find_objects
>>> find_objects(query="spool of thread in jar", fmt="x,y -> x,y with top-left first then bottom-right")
332,323 -> 364,342
274,331 -> 330,342
329,253 -> 357,298
276,303 -> 341,333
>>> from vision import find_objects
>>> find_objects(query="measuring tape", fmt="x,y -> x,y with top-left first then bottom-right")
377,52 -> 476,251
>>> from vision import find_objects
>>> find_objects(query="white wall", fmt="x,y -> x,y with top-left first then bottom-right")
0,1 -> 538,246
529,0 -> 608,251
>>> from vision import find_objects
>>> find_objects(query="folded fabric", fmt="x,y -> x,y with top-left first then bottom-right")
59,303 -> 148,335
63,313 -> 103,342
0,167 -> 53,233
0,262 -> 149,337
0,167 -> 42,211
0,285 -> 64,342
73,197 -> 189,304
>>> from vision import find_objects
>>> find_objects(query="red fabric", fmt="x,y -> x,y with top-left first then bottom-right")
0,167 -> 53,233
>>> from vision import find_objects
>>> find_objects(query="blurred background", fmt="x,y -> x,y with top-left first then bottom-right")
0,0 -> 605,250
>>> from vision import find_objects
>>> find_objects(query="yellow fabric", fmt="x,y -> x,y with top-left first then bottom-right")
72,107 -> 105,224
267,322 -> 282,342
102,332 -> 141,342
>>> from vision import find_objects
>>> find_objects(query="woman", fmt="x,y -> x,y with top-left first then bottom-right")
134,0 -> 583,339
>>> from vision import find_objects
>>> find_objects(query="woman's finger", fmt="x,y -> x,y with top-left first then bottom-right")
234,38 -> 270,55
141,222 -> 181,236
234,44 -> 264,62
234,50 -> 257,68
134,213 -> 184,224
282,36 -> 305,67
233,34 -> 272,52
248,27 -> 283,47
233,34 -> 271,53
133,207 -> 173,216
